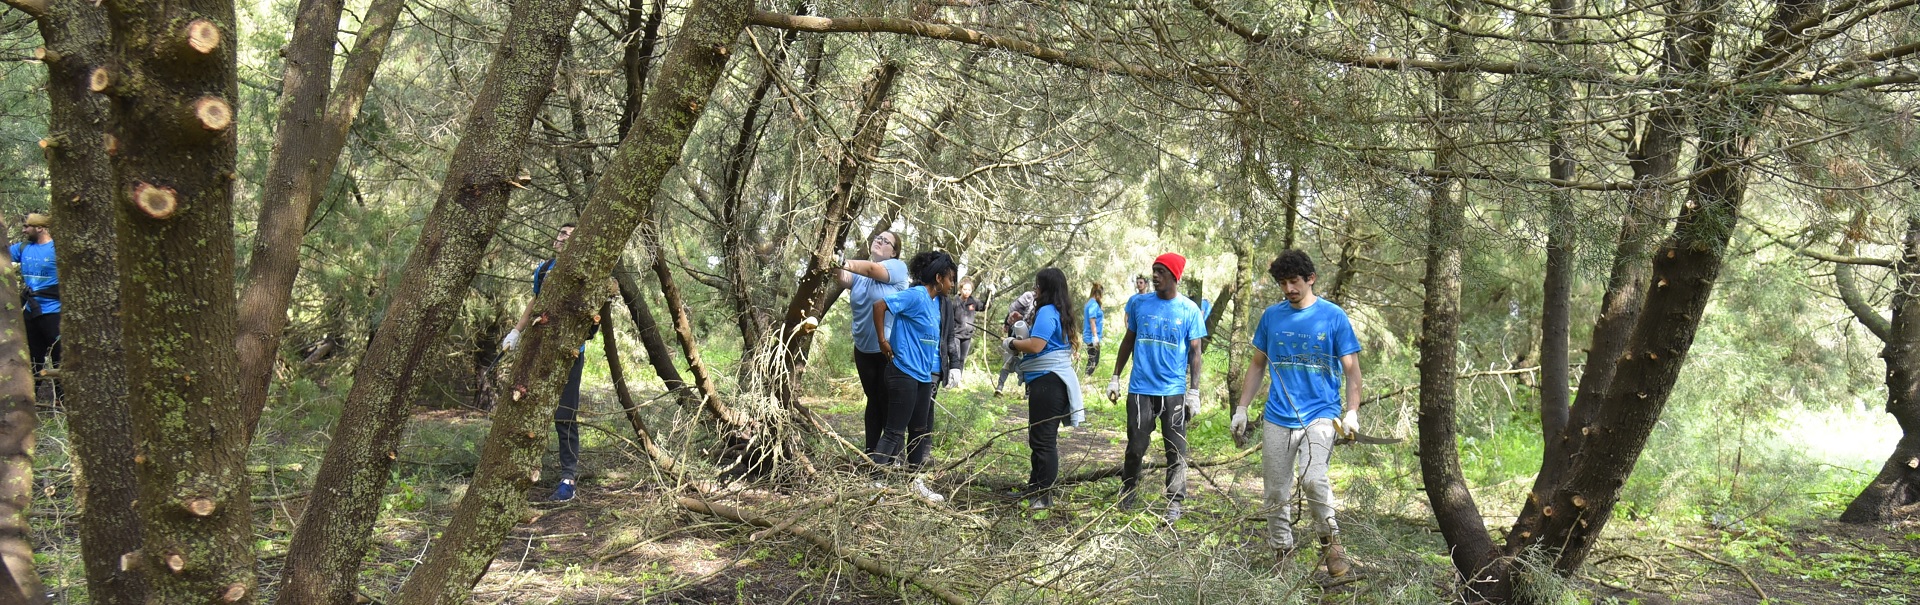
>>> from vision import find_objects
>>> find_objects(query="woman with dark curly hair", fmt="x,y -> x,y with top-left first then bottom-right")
870,250 -> 960,502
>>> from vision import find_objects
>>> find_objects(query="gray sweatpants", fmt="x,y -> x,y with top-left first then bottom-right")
1263,418 -> 1339,550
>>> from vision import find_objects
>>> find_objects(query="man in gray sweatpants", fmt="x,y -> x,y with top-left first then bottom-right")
1233,250 -> 1364,576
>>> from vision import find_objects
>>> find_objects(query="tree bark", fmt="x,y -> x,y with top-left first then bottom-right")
1415,0 -> 1506,598
645,240 -> 736,426
613,262 -> 694,406
0,236 -> 43,604
1508,0 -> 1720,552
236,0 -> 407,435
618,0 -> 666,137
1842,217 -> 1920,523
395,0 -> 753,599
1536,0 -> 1577,494
602,300 -> 680,474
11,0 -> 141,601
273,0 -> 584,601
102,0 -> 254,599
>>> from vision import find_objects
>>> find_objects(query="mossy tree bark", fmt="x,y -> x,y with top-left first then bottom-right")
394,0 -> 754,600
7,0 -> 140,601
272,0 -> 585,602
1535,0 -> 1578,472
235,0 -> 407,436
613,263 -> 694,407
1840,217 -> 1920,523
100,0 -> 254,600
0,237 -> 43,605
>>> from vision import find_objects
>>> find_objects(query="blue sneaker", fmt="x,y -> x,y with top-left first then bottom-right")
549,479 -> 575,502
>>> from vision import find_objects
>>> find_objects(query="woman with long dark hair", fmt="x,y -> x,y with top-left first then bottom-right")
1002,267 -> 1084,508
871,250 -> 960,502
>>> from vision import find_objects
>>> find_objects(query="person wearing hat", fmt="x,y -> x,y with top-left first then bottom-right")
1107,252 -> 1207,522
10,213 -> 59,384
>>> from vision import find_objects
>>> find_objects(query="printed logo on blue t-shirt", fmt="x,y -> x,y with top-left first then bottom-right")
1123,293 -> 1206,396
1251,299 -> 1362,428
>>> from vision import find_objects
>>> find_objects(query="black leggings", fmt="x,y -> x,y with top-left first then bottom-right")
1025,372 -> 1070,493
553,353 -> 586,480
872,364 -> 934,469
854,350 -> 890,453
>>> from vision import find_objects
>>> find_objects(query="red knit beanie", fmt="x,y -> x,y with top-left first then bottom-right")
1154,253 -> 1186,281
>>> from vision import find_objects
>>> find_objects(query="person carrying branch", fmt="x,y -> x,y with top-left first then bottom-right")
1002,268 -> 1084,509
1107,253 -> 1206,523
870,250 -> 958,503
1232,250 -> 1363,576
837,230 -> 911,456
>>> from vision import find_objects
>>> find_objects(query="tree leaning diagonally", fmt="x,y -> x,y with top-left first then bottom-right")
396,0 -> 756,601
273,0 -> 586,602
99,0 -> 255,601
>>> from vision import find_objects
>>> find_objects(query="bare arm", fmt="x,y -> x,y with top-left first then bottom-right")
1236,349 -> 1270,414
1111,330 -> 1137,378
842,259 -> 892,282
1186,338 -> 1204,391
1341,353 -> 1363,412
1010,336 -> 1047,354
872,299 -> 892,357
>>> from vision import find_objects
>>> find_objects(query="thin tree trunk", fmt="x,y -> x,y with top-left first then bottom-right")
9,0 -> 141,600
1508,0 -> 1720,552
236,0 -> 407,435
274,0 -> 584,601
716,37 -> 790,350
1415,1 -> 1505,598
103,0 -> 254,599
395,0 -> 753,599
1842,217 -> 1920,522
1222,238 -> 1253,415
1536,0 -> 1577,490
0,232 -> 42,604
601,300 -> 680,474
777,62 -> 901,408
613,262 -> 693,405
646,241 -> 737,426
618,0 -> 666,137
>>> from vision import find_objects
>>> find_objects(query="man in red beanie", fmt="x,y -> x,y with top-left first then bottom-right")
1107,252 -> 1207,522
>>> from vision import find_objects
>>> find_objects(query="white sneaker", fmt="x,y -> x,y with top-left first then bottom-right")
910,477 -> 946,503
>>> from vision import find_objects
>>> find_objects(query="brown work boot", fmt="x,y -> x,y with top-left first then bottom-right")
1320,535 -> 1351,577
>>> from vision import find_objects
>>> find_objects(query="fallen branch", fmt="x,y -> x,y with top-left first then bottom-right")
677,496 -> 971,605
974,444 -> 1262,491
1661,538 -> 1767,602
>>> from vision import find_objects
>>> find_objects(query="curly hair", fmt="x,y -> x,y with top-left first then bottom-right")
907,250 -> 958,287
1268,249 -> 1317,283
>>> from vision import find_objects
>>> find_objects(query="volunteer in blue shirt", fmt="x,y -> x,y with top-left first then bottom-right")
1082,282 -> 1104,375
503,223 -> 598,502
870,250 -> 958,503
1004,268 -> 1084,509
10,213 -> 59,380
1232,250 -> 1363,576
1106,253 -> 1207,522
838,231 -> 910,455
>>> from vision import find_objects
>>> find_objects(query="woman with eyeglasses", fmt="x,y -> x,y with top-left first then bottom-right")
838,231 -> 909,457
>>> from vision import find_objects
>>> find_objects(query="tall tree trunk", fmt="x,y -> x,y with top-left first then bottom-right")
10,0 -> 142,601
715,37 -> 789,350
614,262 -> 693,405
103,0 -> 254,599
1415,0 -> 1505,598
1536,0 -> 1577,492
236,0 -> 407,434
645,240 -> 736,426
777,62 -> 901,408
1509,0 -> 1720,551
395,0 -> 753,599
1842,217 -> 1920,523
273,0 -> 584,601
0,234 -> 42,604
1222,237 -> 1253,414
601,300 -> 680,473
618,0 -> 666,137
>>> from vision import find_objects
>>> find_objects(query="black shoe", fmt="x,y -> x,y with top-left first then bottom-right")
1118,491 -> 1140,511
1029,493 -> 1053,510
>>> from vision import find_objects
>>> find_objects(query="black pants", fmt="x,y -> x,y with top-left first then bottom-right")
1084,342 -> 1101,375
1025,372 -> 1070,493
950,337 -> 973,378
871,364 -> 934,469
25,312 -> 58,375
552,353 -> 586,481
854,350 -> 891,453
1122,393 -> 1189,502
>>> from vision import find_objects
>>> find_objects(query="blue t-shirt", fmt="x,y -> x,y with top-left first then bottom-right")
1200,299 -> 1213,320
1123,293 -> 1207,396
9,241 -> 57,314
882,285 -> 942,382
1082,299 -> 1104,342
1251,298 -> 1362,428
1021,304 -> 1071,382
849,258 -> 909,354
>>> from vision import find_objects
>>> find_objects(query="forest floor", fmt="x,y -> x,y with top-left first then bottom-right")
28,372 -> 1920,604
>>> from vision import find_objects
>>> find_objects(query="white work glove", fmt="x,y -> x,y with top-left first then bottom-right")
1002,336 -> 1018,353
1106,376 -> 1123,402
1230,408 -> 1249,438
1183,390 -> 1200,418
1338,408 -> 1360,439
829,252 -> 846,268
1012,320 -> 1030,339
501,328 -> 521,351
947,368 -> 960,385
